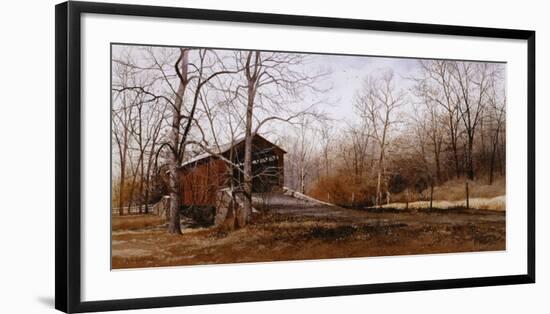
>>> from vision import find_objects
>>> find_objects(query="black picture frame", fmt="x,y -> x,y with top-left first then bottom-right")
55,1 -> 535,313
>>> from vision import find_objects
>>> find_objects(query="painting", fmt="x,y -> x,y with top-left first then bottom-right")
110,44 -> 506,269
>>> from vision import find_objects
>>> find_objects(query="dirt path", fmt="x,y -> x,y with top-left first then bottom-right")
257,192 -> 505,226
256,193 -> 349,217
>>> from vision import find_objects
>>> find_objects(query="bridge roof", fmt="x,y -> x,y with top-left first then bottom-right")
180,133 -> 286,168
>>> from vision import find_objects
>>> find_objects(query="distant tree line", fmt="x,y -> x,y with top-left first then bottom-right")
288,60 -> 505,207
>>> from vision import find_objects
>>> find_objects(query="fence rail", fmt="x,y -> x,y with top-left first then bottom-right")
111,204 -> 155,215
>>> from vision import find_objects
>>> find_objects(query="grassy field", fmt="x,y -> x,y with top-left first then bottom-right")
112,204 -> 505,269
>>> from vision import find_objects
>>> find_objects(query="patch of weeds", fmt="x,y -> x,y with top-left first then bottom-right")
305,222 -> 410,242
357,207 -> 410,213
306,225 -> 357,241
211,230 -> 229,239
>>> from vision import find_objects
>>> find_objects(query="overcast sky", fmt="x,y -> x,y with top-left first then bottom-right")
305,53 -> 419,122
112,45 -> 421,123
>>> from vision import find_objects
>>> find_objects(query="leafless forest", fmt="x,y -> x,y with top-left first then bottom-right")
111,45 -> 506,268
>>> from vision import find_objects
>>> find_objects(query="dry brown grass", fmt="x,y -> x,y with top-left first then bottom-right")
112,215 -> 166,231
111,209 -> 505,269
308,175 -> 376,206
388,177 -> 506,205
382,195 -> 505,211
429,177 -> 505,201
308,174 -> 505,208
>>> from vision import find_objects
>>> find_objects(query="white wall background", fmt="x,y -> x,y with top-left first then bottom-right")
0,0 -> 546,313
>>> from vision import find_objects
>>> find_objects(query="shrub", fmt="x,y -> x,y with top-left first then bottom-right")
308,174 -> 377,207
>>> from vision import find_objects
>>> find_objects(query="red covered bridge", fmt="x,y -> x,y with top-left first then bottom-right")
179,134 -> 286,206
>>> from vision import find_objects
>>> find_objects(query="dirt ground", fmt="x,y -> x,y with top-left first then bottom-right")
112,194 -> 505,269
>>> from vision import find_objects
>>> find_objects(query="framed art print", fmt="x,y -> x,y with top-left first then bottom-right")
55,1 -> 535,313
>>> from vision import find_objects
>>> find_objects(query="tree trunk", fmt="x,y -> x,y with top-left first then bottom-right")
143,157 -> 152,214
489,138 -> 498,185
467,136 -> 475,180
429,180 -> 434,210
143,149 -> 155,215
448,112 -> 461,179
167,49 -> 189,235
118,166 -> 125,216
499,134 -> 505,176
300,167 -> 306,194
127,170 -> 137,215
117,131 -> 128,215
489,118 -> 502,185
240,80 -> 255,228
434,147 -> 442,184
324,151 -> 330,177
465,181 -> 470,209
405,189 -> 409,210
137,107 -> 145,214
167,167 -> 182,234
376,171 -> 382,208
451,139 -> 460,178
139,158 -> 144,214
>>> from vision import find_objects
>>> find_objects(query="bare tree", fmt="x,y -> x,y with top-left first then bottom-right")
341,120 -> 371,182
111,94 -> 131,214
486,75 -> 506,185
284,117 -> 318,193
142,103 -> 167,213
355,70 -> 405,206
164,49 -> 239,234
450,62 -> 493,180
416,60 -> 463,178
187,71 -> 247,229
410,103 -> 437,204
112,52 -> 141,214
113,47 -> 238,234
319,124 -> 332,178
235,50 -> 328,226
412,78 -> 445,183
127,92 -> 149,213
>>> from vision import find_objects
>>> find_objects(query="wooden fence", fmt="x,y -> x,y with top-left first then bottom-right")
112,203 -> 157,215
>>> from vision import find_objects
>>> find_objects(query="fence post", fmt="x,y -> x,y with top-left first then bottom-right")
405,188 -> 409,210
465,181 -> 470,209
429,181 -> 434,210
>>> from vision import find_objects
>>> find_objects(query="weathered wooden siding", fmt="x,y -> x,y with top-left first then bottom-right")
179,134 -> 286,206
180,158 -> 228,206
